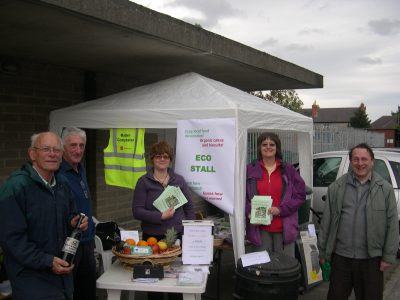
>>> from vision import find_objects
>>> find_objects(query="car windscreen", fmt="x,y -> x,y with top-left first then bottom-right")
313,157 -> 342,187
389,160 -> 400,188
374,159 -> 392,185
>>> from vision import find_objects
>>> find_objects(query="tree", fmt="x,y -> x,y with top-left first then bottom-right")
391,106 -> 400,131
350,103 -> 371,128
391,106 -> 400,121
250,89 -> 304,112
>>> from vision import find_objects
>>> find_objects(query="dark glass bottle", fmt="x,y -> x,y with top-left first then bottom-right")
112,232 -> 124,251
61,213 -> 85,265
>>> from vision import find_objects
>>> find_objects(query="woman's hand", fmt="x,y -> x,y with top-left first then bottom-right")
161,207 -> 175,220
268,206 -> 280,216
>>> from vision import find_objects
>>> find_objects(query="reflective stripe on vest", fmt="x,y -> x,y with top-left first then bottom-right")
103,128 -> 146,189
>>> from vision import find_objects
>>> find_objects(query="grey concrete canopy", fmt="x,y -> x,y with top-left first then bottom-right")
0,0 -> 323,91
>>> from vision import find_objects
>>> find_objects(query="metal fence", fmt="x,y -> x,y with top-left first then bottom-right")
248,126 -> 384,164
248,131 -> 299,163
312,125 -> 384,153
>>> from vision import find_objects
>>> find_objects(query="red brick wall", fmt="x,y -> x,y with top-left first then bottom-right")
0,58 -> 209,231
384,130 -> 396,148
0,59 -> 84,182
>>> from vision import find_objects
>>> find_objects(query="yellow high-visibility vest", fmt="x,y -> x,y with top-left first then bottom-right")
103,128 -> 146,189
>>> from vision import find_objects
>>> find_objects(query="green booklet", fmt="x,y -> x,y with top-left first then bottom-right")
153,186 -> 188,213
250,196 -> 273,225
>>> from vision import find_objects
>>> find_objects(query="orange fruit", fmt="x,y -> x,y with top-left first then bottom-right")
125,238 -> 136,246
147,237 -> 158,246
137,240 -> 148,246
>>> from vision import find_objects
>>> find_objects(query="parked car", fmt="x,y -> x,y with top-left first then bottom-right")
311,149 -> 400,256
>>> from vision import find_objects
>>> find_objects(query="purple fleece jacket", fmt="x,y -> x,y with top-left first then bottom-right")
245,160 -> 306,246
132,168 -> 195,236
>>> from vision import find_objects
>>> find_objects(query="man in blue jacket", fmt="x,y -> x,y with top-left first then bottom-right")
60,127 -> 96,300
0,132 -> 88,300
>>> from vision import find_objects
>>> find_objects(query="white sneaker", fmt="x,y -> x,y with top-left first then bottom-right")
0,280 -> 12,297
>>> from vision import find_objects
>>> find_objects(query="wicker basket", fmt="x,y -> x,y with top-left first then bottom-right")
112,246 -> 181,268
213,238 -> 224,247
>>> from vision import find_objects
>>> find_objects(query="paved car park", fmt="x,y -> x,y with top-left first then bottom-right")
208,248 -> 400,300
96,246 -> 400,300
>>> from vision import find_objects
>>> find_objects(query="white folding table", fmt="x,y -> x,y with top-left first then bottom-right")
96,260 -> 207,300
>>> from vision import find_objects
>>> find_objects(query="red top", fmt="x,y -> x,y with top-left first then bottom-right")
257,160 -> 283,232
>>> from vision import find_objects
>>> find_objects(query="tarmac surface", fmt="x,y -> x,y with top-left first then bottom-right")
96,247 -> 400,300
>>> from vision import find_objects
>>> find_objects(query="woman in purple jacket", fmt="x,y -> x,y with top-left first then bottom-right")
132,141 -> 195,243
246,132 -> 305,256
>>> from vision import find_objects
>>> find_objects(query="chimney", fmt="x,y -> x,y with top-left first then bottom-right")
311,100 -> 319,119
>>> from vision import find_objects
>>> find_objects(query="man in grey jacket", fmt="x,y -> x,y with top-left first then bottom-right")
318,143 -> 398,300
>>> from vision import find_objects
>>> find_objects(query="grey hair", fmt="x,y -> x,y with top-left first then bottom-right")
61,127 -> 86,143
30,132 -> 63,149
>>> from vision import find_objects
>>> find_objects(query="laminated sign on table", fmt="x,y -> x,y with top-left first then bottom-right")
182,220 -> 214,265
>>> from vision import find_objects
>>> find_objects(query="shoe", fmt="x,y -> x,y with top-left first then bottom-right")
0,280 -> 12,297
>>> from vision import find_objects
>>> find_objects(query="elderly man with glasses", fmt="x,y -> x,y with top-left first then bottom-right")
0,131 -> 88,300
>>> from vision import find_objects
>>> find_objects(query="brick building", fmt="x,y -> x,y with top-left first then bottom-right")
301,101 -> 360,128
370,115 -> 400,148
0,0 -> 322,229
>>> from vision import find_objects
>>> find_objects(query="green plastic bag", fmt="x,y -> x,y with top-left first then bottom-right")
322,261 -> 331,281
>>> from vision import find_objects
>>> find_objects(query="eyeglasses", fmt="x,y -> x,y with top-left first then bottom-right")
33,146 -> 62,154
261,142 -> 276,147
154,154 -> 170,160
351,157 -> 371,163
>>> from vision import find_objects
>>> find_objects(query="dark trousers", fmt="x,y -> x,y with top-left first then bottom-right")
142,232 -> 183,300
73,240 -> 97,300
328,254 -> 383,300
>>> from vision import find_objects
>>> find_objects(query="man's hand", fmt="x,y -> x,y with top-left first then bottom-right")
161,207 -> 175,220
52,257 -> 74,275
380,260 -> 392,272
71,214 -> 89,231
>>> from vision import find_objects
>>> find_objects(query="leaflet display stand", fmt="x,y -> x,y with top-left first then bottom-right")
295,225 -> 323,291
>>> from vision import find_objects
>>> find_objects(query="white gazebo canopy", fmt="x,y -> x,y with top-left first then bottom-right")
50,72 -> 313,261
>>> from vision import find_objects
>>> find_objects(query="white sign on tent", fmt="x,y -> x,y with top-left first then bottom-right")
175,118 -> 235,215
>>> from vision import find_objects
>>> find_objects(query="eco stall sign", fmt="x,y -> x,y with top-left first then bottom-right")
175,118 -> 235,215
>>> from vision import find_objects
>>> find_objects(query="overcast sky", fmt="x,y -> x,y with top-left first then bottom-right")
132,0 -> 400,122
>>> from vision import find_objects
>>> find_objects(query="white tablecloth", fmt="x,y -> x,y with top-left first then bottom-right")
96,260 -> 207,300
